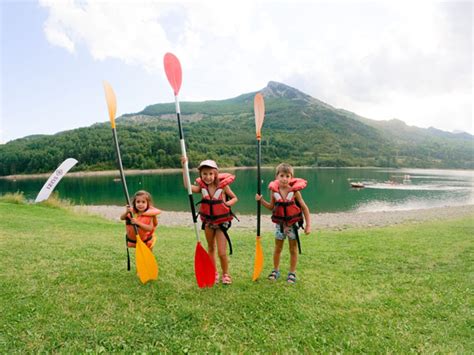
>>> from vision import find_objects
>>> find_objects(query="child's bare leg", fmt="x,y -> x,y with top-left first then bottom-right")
288,239 -> 298,273
204,227 -> 217,267
215,229 -> 229,275
273,239 -> 284,270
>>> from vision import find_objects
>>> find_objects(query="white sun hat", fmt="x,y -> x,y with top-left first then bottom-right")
197,159 -> 218,170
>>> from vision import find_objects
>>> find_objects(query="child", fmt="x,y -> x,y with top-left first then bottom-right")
256,163 -> 311,284
120,190 -> 161,249
181,158 -> 238,285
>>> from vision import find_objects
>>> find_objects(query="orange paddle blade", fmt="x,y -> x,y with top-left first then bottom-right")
103,81 -> 117,128
252,237 -> 264,281
163,53 -> 182,95
254,93 -> 265,139
135,236 -> 159,284
194,242 -> 216,288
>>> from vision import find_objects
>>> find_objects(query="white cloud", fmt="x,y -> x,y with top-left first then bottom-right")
38,0 -> 473,134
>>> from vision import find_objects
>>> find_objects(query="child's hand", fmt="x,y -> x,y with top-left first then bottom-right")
255,194 -> 262,201
180,156 -> 187,165
304,225 -> 311,235
130,217 -> 138,225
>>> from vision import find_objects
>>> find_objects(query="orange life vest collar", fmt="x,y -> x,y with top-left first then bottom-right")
268,177 -> 307,193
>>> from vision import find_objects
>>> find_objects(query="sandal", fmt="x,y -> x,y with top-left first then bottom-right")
222,274 -> 232,285
287,272 -> 296,284
268,269 -> 280,281
215,271 -> 219,284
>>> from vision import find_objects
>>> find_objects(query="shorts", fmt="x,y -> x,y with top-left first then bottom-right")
204,221 -> 231,230
274,224 -> 297,241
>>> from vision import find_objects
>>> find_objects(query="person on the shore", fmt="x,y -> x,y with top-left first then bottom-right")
120,190 -> 161,249
256,163 -> 311,284
181,157 -> 238,285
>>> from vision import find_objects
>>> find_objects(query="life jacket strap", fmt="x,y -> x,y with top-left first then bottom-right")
200,222 -> 233,255
274,200 -> 296,207
126,234 -> 154,245
293,224 -> 302,254
272,212 -> 303,223
200,199 -> 227,206
199,211 -> 233,221
220,223 -> 233,255
125,235 -> 131,271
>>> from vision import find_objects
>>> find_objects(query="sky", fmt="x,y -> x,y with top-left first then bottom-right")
1,0 -> 472,143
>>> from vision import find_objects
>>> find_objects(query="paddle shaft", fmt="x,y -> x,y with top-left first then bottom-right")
174,96 -> 200,242
257,138 -> 262,236
112,128 -> 140,234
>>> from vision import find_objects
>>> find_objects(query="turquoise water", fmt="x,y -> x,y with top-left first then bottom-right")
1,168 -> 472,213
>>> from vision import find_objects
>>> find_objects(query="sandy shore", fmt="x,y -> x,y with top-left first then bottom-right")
73,204 -> 474,231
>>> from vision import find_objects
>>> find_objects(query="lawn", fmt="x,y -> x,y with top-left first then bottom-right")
0,200 -> 472,352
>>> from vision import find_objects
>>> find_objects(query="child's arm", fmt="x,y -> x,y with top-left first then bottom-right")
120,205 -> 133,220
142,207 -> 161,217
255,192 -> 275,210
130,216 -> 154,232
180,156 -> 201,193
223,186 -> 238,207
295,191 -> 311,234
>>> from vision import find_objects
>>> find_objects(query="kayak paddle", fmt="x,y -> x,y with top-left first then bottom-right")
163,52 -> 216,288
252,93 -> 265,281
103,81 -> 159,284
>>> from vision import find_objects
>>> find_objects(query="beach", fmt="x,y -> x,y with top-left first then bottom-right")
73,204 -> 474,231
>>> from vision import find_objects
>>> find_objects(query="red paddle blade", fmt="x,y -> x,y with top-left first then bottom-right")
163,52 -> 182,95
254,93 -> 265,139
194,242 -> 216,288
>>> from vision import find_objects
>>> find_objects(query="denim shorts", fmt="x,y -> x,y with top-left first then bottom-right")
274,224 -> 297,240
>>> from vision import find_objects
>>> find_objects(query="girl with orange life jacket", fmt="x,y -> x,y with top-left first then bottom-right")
120,190 -> 161,250
181,157 -> 238,285
256,163 -> 311,284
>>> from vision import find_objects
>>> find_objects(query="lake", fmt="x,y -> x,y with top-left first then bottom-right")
1,168 -> 473,214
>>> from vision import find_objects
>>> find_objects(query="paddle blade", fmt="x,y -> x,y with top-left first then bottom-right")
135,236 -> 159,284
103,81 -> 117,128
163,52 -> 182,95
254,93 -> 265,139
252,237 -> 264,281
194,242 -> 216,288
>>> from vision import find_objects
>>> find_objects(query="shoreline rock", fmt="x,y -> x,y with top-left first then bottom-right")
73,204 -> 474,231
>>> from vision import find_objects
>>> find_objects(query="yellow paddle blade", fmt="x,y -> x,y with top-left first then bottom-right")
254,93 -> 265,139
103,81 -> 117,129
252,237 -> 264,281
135,236 -> 159,284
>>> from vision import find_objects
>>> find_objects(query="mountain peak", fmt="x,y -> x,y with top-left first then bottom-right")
261,81 -> 311,101
261,81 -> 334,109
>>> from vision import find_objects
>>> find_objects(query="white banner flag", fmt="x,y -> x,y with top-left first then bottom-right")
35,158 -> 78,203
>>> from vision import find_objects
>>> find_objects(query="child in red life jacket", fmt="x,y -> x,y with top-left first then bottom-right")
181,157 -> 238,285
256,163 -> 311,284
120,190 -> 161,250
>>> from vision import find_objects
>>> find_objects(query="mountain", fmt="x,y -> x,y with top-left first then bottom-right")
0,81 -> 472,176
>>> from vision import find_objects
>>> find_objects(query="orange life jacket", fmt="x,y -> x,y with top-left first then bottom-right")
269,178 -> 307,226
125,207 -> 160,249
196,173 -> 235,225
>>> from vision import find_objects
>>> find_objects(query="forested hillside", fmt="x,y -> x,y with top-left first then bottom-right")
0,81 -> 472,176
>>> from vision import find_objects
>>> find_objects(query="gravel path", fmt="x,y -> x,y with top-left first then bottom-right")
73,204 -> 474,231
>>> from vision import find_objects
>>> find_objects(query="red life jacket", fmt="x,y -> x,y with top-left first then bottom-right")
125,207 -> 160,249
269,178 -> 307,226
196,173 -> 235,225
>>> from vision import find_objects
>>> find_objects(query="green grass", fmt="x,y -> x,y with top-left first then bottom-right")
1,201 -> 472,353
